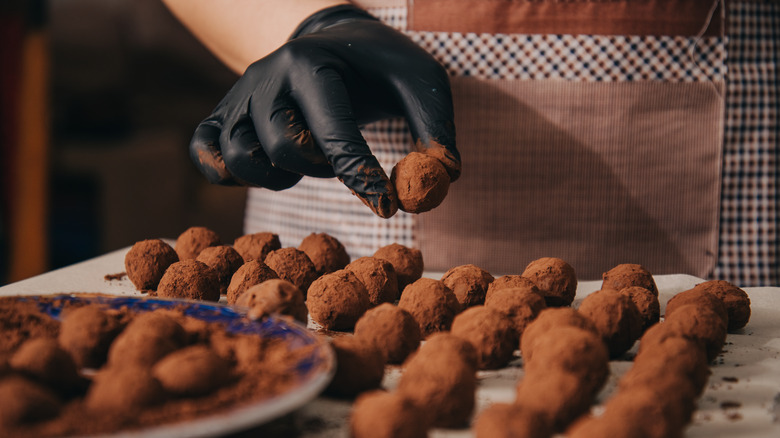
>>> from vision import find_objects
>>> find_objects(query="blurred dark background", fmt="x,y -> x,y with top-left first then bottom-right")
1,0 -> 248,285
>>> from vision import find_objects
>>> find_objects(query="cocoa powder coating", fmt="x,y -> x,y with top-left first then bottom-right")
665,287 -> 729,327
353,303 -> 421,364
450,306 -> 518,370
298,232 -> 351,276
373,243 -> 423,290
441,264 -> 494,308
474,402 -> 552,438
235,279 -> 308,323
85,364 -> 165,412
174,226 -> 221,260
58,304 -> 124,369
9,338 -> 82,394
124,239 -> 178,291
391,151 -> 450,213
601,263 -> 658,296
226,260 -> 279,305
484,286 -> 547,338
345,256 -> 400,306
515,369 -> 593,433
662,304 -> 728,362
521,257 -> 578,307
520,307 -> 597,359
0,376 -> 62,427
618,286 -> 660,333
350,390 -> 428,438
107,310 -> 186,367
485,275 -> 539,302
691,280 -> 751,330
196,245 -> 244,295
397,278 -> 460,338
152,345 -> 231,396
325,335 -> 384,398
157,260 -> 221,302
307,270 -> 370,331
233,232 -> 281,262
577,288 -> 643,359
264,248 -> 318,293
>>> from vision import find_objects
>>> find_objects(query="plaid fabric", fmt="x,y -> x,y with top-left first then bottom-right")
714,0 -> 780,286
245,1 -> 779,285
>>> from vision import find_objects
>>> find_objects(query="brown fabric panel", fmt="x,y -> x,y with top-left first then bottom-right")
409,0 -> 724,37
417,77 -> 723,280
354,0 -> 406,8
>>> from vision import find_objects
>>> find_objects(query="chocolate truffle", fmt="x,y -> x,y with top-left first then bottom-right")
417,332 -> 479,370
450,306 -> 517,369
298,232 -> 350,275
235,279 -> 308,323
523,326 -> 609,396
264,247 -> 318,292
474,402 -> 552,438
58,304 -> 123,368
520,307 -> 597,359
157,260 -> 221,302
233,232 -> 281,262
85,364 -> 165,412
391,151 -> 450,213
354,303 -> 421,364
631,335 -> 710,394
325,335 -> 385,398
226,260 -> 279,305
485,275 -> 539,302
521,257 -> 578,307
618,285 -> 660,333
397,334 -> 476,428
692,280 -> 751,330
485,287 -> 547,338
398,278 -> 460,338
598,385 -> 691,438
661,304 -> 727,362
515,368 -> 594,433
196,245 -> 244,295
0,376 -> 61,427
174,226 -> 221,260
601,263 -> 658,295
108,310 -> 186,367
350,390 -> 428,438
124,239 -> 179,291
307,269 -> 370,331
9,338 -> 81,393
665,287 -> 729,326
373,243 -> 424,290
566,415 -> 636,438
577,288 -> 643,358
345,256 -> 400,306
152,345 -> 231,396
441,264 -> 495,308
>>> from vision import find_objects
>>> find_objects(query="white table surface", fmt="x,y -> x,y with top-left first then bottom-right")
2,246 -> 780,437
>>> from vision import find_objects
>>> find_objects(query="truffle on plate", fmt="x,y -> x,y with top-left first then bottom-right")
107,310 -> 187,367
515,368 -> 594,433
58,304 -> 124,368
226,260 -> 279,305
325,335 -> 384,398
345,256 -> 400,306
298,232 -> 350,276
521,257 -> 577,307
665,287 -> 729,326
353,303 -> 421,364
373,243 -> 424,290
157,260 -> 221,302
9,338 -> 81,394
660,304 -> 727,362
391,151 -> 450,213
474,402 -> 552,438
232,232 -> 281,262
398,278 -> 460,338
618,286 -> 660,333
601,263 -> 658,296
350,390 -> 429,438
450,306 -> 517,370
174,226 -> 221,260
485,287 -> 546,338
520,307 -> 597,359
484,275 -> 539,302
152,345 -> 231,396
264,248 -> 318,292
440,264 -> 494,308
307,270 -> 370,331
577,288 -> 643,359
691,280 -> 751,330
85,364 -> 165,412
196,245 -> 244,295
235,279 -> 308,323
0,376 -> 61,427
124,239 -> 178,291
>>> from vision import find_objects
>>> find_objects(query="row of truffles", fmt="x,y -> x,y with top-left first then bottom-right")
0,300 -> 311,436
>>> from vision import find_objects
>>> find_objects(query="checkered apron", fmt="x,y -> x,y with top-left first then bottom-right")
244,0 -> 779,286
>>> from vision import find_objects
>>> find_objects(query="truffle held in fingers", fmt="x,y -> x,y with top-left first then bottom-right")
391,151 -> 451,213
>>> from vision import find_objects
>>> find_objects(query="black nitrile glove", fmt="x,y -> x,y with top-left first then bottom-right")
189,4 -> 459,218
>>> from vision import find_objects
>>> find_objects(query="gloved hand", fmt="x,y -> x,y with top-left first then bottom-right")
189,4 -> 459,218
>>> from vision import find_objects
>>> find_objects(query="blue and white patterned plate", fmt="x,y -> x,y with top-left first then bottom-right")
21,294 -> 335,438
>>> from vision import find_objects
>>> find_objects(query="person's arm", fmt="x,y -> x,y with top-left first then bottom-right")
161,0 -> 347,74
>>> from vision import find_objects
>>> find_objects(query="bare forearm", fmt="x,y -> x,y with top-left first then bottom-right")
161,0 -> 348,74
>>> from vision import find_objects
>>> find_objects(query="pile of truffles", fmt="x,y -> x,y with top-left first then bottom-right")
120,226 -> 753,438
0,297 -> 319,437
